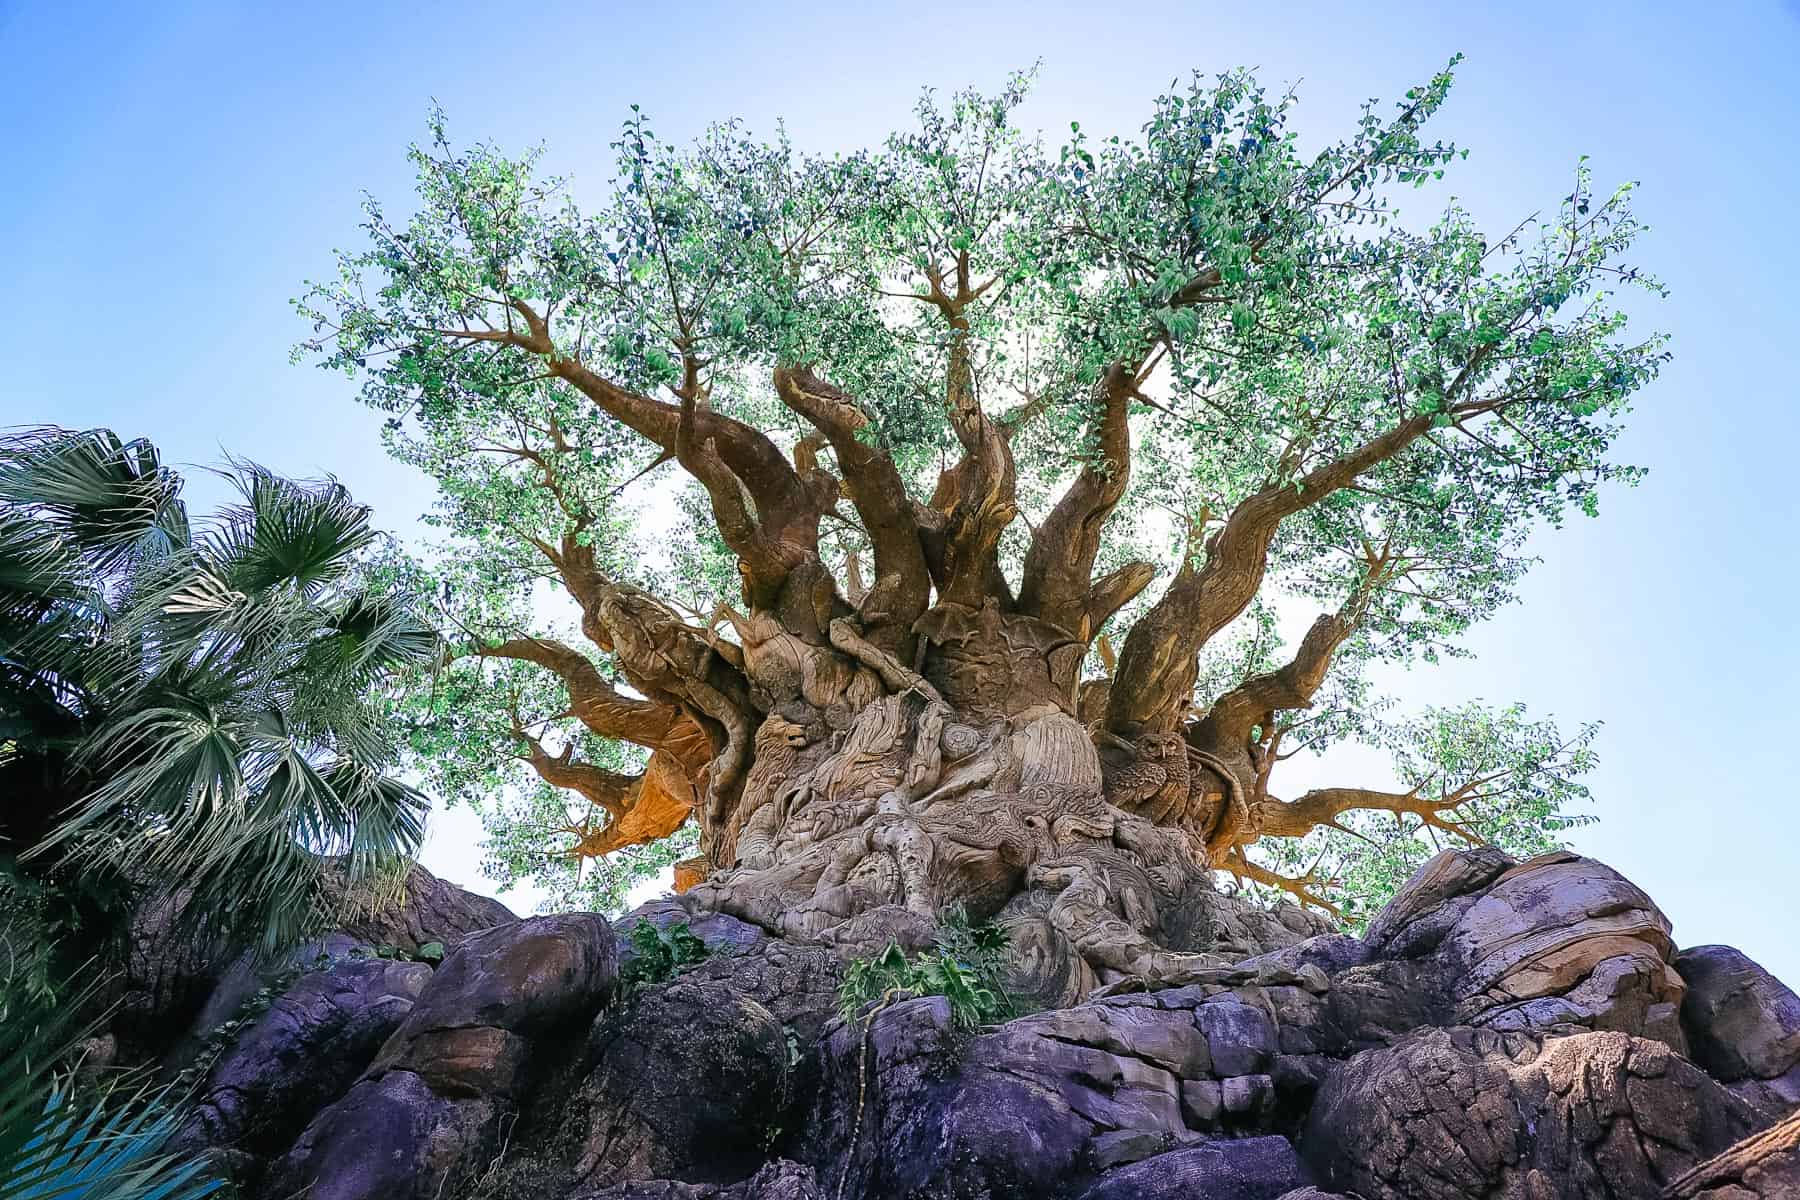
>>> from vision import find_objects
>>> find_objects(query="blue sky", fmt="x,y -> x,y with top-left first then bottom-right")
3,1 -> 1797,982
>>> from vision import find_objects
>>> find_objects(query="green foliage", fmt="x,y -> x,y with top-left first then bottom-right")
0,427 -> 436,968
298,62 -> 1662,912
1248,701 -> 1601,926
838,908 -> 1018,1030
617,918 -> 710,995
1,947 -> 224,1200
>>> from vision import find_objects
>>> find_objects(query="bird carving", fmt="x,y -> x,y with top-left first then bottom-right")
1101,731 -> 1191,824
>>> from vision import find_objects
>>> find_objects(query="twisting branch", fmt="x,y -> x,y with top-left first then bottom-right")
1108,347 -> 1524,737
1019,363 -> 1136,635
472,636 -> 712,777
1196,539 -> 1400,752
1219,847 -> 1344,920
919,253 -> 1019,609
1253,778 -> 1491,843
774,365 -> 930,647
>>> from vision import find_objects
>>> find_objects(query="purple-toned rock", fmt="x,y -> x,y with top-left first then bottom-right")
1675,944 -> 1800,1112
171,956 -> 430,1172
323,861 -> 518,954
1362,849 -> 1689,1049
1077,1136 -> 1309,1199
265,914 -> 615,1200
570,975 -> 796,1185
167,863 -> 515,1071
573,1158 -> 821,1199
1361,845 -> 1515,958
1303,1026 -> 1762,1200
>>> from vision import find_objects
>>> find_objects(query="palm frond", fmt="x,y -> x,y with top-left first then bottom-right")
0,428 -> 187,576
207,462 -> 374,597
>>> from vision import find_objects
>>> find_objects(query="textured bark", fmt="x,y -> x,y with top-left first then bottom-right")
679,631 -> 1231,1003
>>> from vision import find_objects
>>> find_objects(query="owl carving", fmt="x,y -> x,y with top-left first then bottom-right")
1102,731 -> 1191,824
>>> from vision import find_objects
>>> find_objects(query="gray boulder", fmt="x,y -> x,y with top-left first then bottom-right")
1675,943 -> 1800,1112
265,914 -> 616,1200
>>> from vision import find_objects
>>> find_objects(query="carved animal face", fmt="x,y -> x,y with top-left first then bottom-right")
1141,731 -> 1186,762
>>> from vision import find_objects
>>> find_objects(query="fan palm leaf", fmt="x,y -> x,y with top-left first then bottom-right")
6,428 -> 437,956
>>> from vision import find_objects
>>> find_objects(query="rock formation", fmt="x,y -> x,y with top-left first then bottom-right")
137,850 -> 1800,1200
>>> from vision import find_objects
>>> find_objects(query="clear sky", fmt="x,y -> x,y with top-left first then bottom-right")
4,1 -> 1797,982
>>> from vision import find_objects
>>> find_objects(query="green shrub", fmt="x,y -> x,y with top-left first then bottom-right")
2,945 -> 224,1199
618,920 -> 709,995
837,907 -> 1018,1030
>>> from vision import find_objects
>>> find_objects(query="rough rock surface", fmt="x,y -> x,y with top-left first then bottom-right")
1372,849 -> 1687,1046
325,861 -> 518,952
574,1159 -> 822,1200
570,975 -> 798,1185
265,914 -> 616,1200
1663,1107 -> 1800,1198
1675,944 -> 1800,1114
1074,1136 -> 1308,1198
147,863 -> 516,1071
145,848 -> 1798,1200
1303,1026 -> 1761,1199
170,956 -> 432,1183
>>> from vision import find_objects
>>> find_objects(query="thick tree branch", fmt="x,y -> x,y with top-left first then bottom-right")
1082,560 -> 1157,636
436,297 -> 829,602
1019,363 -> 1135,635
1108,409 -> 1437,736
1196,541 -> 1396,752
1253,780 -> 1486,843
554,749 -> 699,860
773,365 -> 930,646
1220,847 -> 1344,919
474,636 -> 713,777
924,255 -> 1019,610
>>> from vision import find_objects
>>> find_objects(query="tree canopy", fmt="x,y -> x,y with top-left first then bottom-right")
299,58 -> 1660,919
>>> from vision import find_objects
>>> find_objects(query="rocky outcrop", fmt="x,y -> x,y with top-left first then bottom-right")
1663,1108 -> 1800,1198
575,1158 -> 823,1200
1675,944 -> 1800,1114
145,862 -> 516,1071
324,861 -> 518,953
1075,1137 -> 1308,1199
265,914 -> 616,1200
570,975 -> 798,1185
1370,849 -> 1687,1046
169,956 -> 433,1185
169,863 -> 518,1072
148,849 -> 1796,1200
1304,1026 -> 1760,1199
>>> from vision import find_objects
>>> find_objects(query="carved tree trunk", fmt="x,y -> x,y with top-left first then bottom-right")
678,600 -> 1238,1010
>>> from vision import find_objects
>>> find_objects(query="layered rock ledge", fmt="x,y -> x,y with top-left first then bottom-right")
140,849 -> 1800,1200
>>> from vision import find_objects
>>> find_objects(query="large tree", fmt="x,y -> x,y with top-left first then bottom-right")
302,60 -> 1660,1000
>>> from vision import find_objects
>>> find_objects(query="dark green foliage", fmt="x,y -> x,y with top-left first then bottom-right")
838,908 -> 1019,1030
0,427 -> 436,1004
1,945 -> 225,1199
617,919 -> 710,995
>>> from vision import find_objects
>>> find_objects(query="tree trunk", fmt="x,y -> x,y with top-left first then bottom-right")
679,605 -> 1243,1009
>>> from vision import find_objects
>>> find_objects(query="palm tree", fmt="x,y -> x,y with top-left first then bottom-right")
0,426 -> 435,961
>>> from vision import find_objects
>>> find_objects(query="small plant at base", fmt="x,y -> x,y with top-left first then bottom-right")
837,908 -> 1019,1031
617,920 -> 709,995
